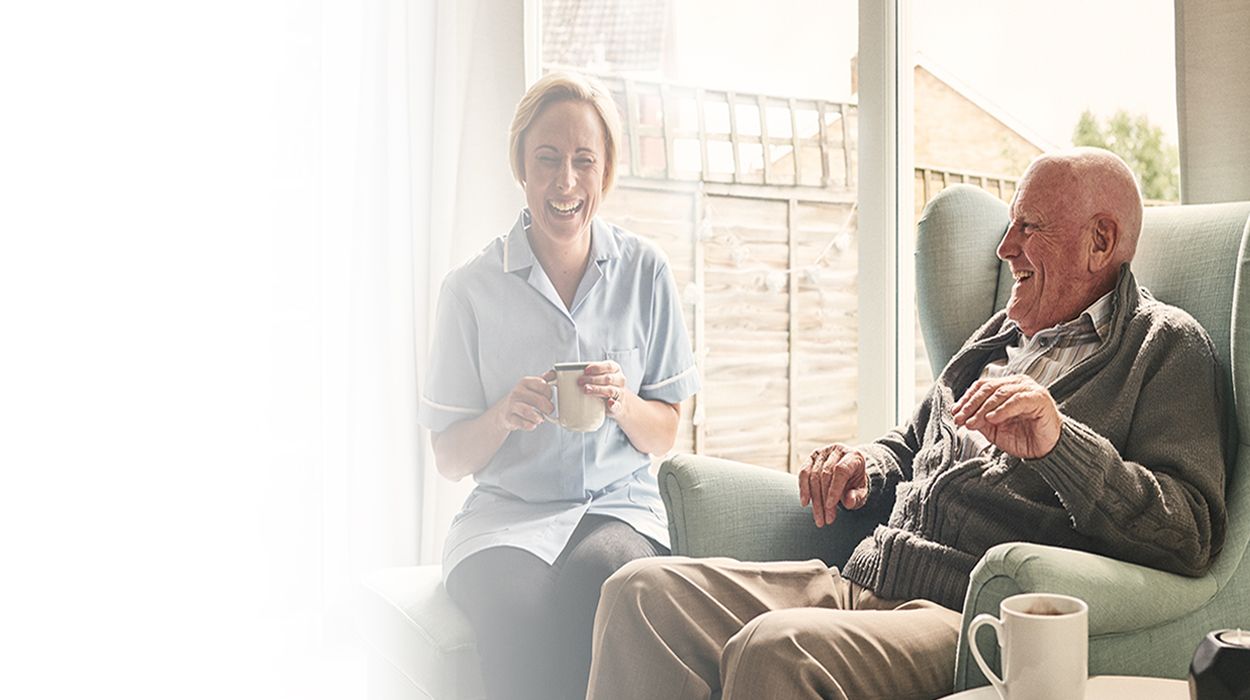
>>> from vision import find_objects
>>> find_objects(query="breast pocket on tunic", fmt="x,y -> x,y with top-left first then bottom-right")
606,347 -> 643,394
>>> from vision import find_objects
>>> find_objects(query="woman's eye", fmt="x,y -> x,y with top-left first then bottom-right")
576,158 -> 595,168
538,156 -> 559,165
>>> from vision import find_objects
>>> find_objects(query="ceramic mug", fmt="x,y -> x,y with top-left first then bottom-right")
969,593 -> 1088,700
543,361 -> 606,432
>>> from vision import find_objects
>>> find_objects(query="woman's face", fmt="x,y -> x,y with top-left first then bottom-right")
521,100 -> 608,246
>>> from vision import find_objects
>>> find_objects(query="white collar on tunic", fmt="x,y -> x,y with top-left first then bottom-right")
502,209 -> 621,273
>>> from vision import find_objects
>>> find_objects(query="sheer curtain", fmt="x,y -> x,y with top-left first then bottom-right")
322,0 -> 525,599
1,0 -> 528,695
319,0 -> 425,606
415,0 -> 527,564
1,1 -> 521,697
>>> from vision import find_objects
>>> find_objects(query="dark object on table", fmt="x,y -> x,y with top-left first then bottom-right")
1190,629 -> 1250,699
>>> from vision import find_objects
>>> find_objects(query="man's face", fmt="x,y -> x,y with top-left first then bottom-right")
996,165 -> 1100,337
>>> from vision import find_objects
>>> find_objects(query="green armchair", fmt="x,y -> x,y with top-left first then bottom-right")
659,185 -> 1250,692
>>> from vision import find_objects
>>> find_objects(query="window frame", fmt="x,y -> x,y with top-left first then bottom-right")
522,0 -> 918,441
857,0 -> 916,437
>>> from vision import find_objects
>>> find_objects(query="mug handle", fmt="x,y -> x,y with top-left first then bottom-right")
968,613 -> 1007,698
541,376 -> 559,424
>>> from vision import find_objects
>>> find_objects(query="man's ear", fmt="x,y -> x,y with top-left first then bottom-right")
1088,215 -> 1119,272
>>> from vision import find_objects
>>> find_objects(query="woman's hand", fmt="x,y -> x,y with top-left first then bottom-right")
493,370 -> 557,432
578,359 -> 680,455
432,370 -> 556,480
577,360 -> 629,416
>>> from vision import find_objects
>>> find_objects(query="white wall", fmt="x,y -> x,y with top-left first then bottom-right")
1176,0 -> 1250,204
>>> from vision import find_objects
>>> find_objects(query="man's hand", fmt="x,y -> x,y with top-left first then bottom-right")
798,444 -> 869,527
952,374 -> 1062,459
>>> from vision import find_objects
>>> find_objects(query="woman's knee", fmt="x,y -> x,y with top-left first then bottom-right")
446,548 -> 555,622
562,541 -> 651,593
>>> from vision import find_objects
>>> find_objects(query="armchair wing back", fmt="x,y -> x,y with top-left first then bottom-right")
916,185 -> 1250,688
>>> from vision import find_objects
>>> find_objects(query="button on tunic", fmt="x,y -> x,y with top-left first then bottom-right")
419,211 -> 702,579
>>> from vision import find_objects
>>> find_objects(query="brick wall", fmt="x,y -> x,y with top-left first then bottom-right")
913,66 -> 1042,175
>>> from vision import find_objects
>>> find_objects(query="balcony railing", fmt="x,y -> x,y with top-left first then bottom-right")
590,73 -> 858,190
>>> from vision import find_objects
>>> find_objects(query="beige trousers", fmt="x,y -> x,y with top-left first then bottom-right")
586,556 -> 962,700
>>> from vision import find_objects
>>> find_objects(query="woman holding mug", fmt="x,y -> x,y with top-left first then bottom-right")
418,71 -> 701,700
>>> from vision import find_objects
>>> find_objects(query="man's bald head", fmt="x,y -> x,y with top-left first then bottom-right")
997,148 -> 1145,336
1025,147 -> 1144,265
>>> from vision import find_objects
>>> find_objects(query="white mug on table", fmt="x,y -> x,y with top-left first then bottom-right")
969,593 -> 1089,700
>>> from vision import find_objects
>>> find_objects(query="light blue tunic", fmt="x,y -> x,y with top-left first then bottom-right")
419,211 -> 702,579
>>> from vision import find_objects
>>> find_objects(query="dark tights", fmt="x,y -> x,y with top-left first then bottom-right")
445,514 -> 667,700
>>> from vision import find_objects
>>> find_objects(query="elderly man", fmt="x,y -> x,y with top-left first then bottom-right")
584,148 -> 1229,700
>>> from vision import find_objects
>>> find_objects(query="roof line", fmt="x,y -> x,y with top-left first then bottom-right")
914,51 -> 1062,152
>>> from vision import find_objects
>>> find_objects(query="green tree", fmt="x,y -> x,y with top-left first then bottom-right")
1071,109 -> 1180,202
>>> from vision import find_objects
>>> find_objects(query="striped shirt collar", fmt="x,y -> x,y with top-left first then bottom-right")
1008,289 -> 1116,346
1082,290 -> 1116,340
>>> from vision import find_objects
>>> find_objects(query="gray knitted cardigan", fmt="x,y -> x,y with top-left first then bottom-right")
842,268 -> 1230,611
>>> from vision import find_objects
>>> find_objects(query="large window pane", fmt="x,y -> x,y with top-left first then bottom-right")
541,0 -> 860,472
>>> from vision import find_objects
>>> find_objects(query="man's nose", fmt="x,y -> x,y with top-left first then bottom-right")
997,225 -> 1020,261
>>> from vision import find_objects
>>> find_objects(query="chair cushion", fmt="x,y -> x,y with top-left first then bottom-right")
358,566 -> 484,700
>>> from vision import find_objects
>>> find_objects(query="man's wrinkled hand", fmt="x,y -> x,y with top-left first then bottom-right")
952,374 -> 1062,459
798,443 -> 869,528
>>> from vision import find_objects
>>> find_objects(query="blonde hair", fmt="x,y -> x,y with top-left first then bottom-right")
508,71 -> 623,193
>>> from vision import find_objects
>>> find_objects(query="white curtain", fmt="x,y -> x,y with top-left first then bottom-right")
416,0 -> 527,564
1175,0 -> 1250,204
320,0 -> 527,598
1,1 -> 522,697
318,0 -> 425,603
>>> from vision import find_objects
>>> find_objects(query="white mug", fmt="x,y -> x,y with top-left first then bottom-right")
543,361 -> 605,432
969,593 -> 1088,700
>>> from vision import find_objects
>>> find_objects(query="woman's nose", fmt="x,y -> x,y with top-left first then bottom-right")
556,161 -> 575,190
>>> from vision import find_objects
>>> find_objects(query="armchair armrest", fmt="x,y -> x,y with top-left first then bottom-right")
954,541 -> 1219,689
658,453 -> 883,567
964,542 -> 1218,631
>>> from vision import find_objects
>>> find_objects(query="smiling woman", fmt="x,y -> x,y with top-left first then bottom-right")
417,70 -> 702,700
